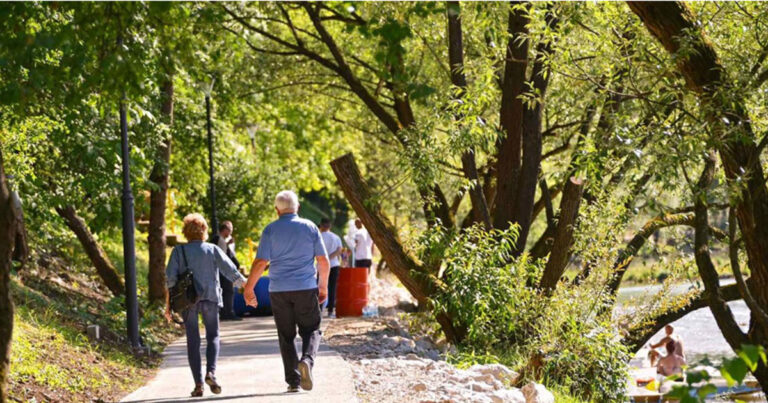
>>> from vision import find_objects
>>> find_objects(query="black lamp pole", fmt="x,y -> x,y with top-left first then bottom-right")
205,92 -> 218,232
120,97 -> 140,350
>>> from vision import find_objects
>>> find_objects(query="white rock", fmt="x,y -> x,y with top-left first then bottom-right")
469,381 -> 494,393
491,388 -> 526,403
469,363 -> 520,385
522,382 -> 554,403
472,372 -> 497,385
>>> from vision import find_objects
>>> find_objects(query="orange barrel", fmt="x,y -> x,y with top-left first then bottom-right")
335,267 -> 369,317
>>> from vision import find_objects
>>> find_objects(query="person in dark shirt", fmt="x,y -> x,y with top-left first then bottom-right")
210,221 -> 241,321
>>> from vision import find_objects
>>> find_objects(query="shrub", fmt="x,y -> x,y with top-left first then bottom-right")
420,225 -> 629,401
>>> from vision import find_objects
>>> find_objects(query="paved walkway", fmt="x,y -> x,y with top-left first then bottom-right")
121,317 -> 357,403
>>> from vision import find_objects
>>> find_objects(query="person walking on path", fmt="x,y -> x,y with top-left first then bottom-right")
165,213 -> 247,397
318,218 -> 342,318
210,220 -> 241,321
351,218 -> 375,270
244,190 -> 330,393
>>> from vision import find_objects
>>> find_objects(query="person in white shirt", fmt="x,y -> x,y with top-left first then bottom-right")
318,218 -> 343,317
352,219 -> 375,270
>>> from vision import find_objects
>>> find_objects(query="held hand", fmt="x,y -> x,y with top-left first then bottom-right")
164,306 -> 173,323
245,288 -> 259,308
318,286 -> 328,304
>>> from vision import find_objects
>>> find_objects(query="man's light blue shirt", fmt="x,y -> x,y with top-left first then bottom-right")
166,240 -> 246,307
257,213 -> 328,292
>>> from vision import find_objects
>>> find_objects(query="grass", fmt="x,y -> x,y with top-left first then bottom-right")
7,235 -> 181,402
550,386 -> 590,403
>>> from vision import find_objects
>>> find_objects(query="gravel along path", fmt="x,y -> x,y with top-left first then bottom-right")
324,272 -> 554,403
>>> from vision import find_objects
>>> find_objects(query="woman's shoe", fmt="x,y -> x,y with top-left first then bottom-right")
191,384 -> 204,397
205,372 -> 222,394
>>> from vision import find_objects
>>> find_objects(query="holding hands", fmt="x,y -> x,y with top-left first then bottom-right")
244,287 -> 259,308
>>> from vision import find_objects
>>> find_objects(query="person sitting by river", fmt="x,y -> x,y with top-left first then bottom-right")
656,341 -> 686,380
649,325 -> 686,366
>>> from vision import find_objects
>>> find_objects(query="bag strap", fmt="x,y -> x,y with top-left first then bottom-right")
179,244 -> 190,274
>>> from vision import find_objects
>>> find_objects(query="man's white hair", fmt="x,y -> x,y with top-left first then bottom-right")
275,190 -> 299,212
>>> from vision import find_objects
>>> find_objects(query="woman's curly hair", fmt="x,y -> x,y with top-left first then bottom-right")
182,213 -> 208,241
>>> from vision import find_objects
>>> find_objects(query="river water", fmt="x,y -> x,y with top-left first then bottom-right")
618,281 -> 764,401
618,280 -> 750,363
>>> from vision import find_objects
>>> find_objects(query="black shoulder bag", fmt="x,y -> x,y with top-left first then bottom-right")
169,244 -> 197,323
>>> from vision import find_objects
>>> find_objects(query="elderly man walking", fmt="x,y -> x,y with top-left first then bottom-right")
244,190 -> 330,393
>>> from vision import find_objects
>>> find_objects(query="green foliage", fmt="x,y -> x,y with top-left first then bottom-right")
664,345 -> 766,402
420,225 -> 629,401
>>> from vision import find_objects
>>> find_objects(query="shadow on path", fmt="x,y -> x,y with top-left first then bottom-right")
121,317 -> 356,403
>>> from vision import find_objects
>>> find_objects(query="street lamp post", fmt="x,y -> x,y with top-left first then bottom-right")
204,79 -> 218,232
120,97 -> 140,350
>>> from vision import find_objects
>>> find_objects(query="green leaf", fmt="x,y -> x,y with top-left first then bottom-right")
664,385 -> 691,399
737,344 -> 766,371
685,370 -> 709,385
722,357 -> 749,386
697,383 -> 717,399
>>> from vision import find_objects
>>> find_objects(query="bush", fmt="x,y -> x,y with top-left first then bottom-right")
419,225 -> 629,401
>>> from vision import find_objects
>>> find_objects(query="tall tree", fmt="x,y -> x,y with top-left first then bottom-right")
0,145 -> 26,402
147,75 -> 174,304
628,1 -> 768,392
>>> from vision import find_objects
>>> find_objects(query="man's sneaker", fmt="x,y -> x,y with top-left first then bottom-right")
287,385 -> 300,393
191,384 -> 204,397
327,311 -> 336,319
205,372 -> 222,394
298,360 -> 313,391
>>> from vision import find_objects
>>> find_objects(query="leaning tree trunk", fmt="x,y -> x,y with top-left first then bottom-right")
147,78 -> 174,304
56,205 -> 124,296
0,146 -> 20,402
331,153 -> 466,343
623,282 -> 743,352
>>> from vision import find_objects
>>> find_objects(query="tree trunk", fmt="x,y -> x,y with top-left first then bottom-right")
10,190 -> 28,269
493,2 -> 530,230
331,153 -> 465,343
0,147 -> 18,402
447,1 -> 491,229
691,155 -> 768,390
539,177 -> 584,292
147,78 -> 174,304
510,9 -> 559,255
629,2 -> 768,391
56,205 -> 124,296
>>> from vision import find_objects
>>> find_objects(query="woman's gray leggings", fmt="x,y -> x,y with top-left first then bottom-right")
183,300 -> 220,384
